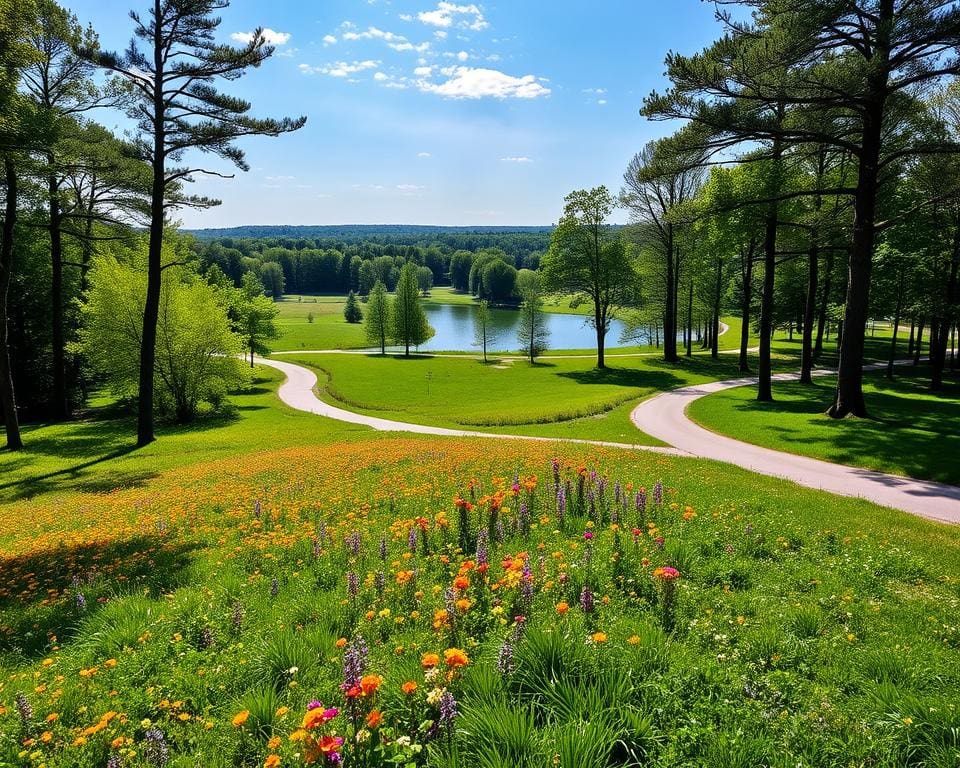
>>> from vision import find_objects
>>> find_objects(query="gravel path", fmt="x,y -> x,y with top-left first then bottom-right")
629,369 -> 960,524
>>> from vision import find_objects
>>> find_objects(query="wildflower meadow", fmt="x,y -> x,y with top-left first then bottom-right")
1,439 -> 959,767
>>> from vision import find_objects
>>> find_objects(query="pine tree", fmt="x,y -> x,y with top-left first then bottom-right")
391,262 -> 431,356
343,290 -> 363,323
85,0 -> 305,445
364,280 -> 390,354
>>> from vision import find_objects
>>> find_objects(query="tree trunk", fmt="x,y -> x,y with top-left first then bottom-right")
907,317 -> 915,356
739,245 -> 753,373
757,202 -> 778,402
930,218 -> 959,391
712,256 -> 722,359
0,157 -> 23,450
663,224 -> 678,362
595,307 -> 606,369
829,2 -> 891,418
138,26 -> 166,447
686,279 -> 693,357
800,242 -> 818,384
814,248 -> 833,359
48,171 -> 69,420
914,318 -> 925,365
887,269 -> 904,379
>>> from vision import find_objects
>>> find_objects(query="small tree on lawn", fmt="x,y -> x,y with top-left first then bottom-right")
517,274 -> 549,363
364,280 -> 390,354
391,262 -> 431,356
238,272 -> 279,367
473,299 -> 499,362
343,290 -> 363,324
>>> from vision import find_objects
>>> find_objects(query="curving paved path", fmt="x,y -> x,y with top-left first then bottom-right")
255,356 -> 686,456
257,355 -> 960,524
629,370 -> 960,525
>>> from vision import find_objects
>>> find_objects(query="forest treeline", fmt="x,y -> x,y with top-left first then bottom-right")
2,0 -> 960,451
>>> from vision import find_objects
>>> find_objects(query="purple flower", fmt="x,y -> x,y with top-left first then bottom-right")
378,534 -> 387,561
583,530 -> 594,541
580,585 -> 594,614
475,528 -> 489,568
307,700 -> 323,711
143,727 -> 169,767
15,692 -> 32,729
407,527 -> 418,552
496,638 -> 514,675
341,636 -> 368,692
653,480 -> 663,506
346,531 -> 361,556
374,570 -> 386,596
439,690 -> 458,728
254,499 -> 262,519
346,572 -> 359,600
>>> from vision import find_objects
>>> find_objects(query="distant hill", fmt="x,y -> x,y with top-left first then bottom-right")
184,224 -> 555,240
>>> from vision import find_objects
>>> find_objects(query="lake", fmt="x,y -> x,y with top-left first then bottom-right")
414,303 -> 633,352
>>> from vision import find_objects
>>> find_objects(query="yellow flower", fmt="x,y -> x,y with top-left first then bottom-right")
590,632 -> 607,644
232,710 -> 250,728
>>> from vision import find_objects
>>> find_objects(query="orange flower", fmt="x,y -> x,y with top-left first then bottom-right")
232,710 -> 250,727
268,736 -> 282,750
366,709 -> 383,728
591,632 -> 608,644
555,601 -> 569,615
421,653 -> 440,668
453,575 -> 470,591
444,647 -> 469,668
335,638 -> 347,649
360,674 -> 383,696
264,755 -> 281,768
401,681 -> 418,695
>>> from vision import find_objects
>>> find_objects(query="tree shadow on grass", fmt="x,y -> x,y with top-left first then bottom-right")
557,365 -> 687,392
719,379 -> 960,486
0,535 -> 202,657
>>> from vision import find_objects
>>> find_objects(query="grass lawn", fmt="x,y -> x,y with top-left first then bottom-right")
289,351 -> 763,444
1,365 -> 959,766
688,367 -> 960,485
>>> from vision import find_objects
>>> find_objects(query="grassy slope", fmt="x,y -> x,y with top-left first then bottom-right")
688,367 -> 960,485
1,368 -> 959,767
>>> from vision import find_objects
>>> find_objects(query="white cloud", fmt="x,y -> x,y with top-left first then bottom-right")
414,65 -> 434,76
389,41 -> 431,53
373,71 -> 390,81
500,156 -> 532,163
300,60 -> 380,77
417,151 -> 432,158
399,13 -> 413,21
397,183 -> 425,193
418,67 -> 550,99
417,2 -> 488,31
231,28 -> 291,45
582,87 -> 607,94
343,25 -> 403,42
456,50 -> 469,61
323,34 -> 337,45
434,30 -> 448,39
597,99 -> 607,105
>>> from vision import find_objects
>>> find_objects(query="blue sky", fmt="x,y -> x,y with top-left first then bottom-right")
66,0 -> 726,227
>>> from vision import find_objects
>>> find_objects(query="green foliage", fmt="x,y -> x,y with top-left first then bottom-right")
391,262 -> 432,355
343,290 -> 363,324
472,300 -> 498,362
480,259 -> 517,302
543,187 -> 637,366
75,252 -> 246,422
517,292 -> 549,363
364,280 -> 391,354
